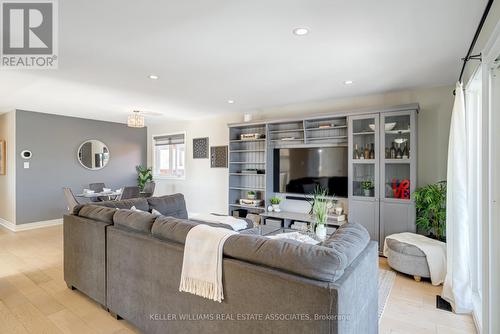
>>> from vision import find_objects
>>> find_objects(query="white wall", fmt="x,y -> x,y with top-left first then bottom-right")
148,85 -> 454,214
149,115 -> 240,214
0,111 -> 16,223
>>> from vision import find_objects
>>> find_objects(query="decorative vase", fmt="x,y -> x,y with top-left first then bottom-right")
267,205 -> 274,212
247,194 -> 256,200
272,204 -> 281,212
364,189 -> 371,197
316,224 -> 327,239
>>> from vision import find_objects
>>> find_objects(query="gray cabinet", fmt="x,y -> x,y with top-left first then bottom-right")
349,199 -> 380,243
348,108 -> 418,251
380,201 -> 416,239
348,114 -> 380,242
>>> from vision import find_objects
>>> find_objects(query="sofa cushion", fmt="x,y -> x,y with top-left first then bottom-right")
151,216 -> 233,244
151,216 -> 369,282
95,198 -> 150,212
147,194 -> 188,219
223,234 -> 348,282
385,238 -> 426,257
77,205 -> 116,224
113,209 -> 156,234
320,222 -> 371,265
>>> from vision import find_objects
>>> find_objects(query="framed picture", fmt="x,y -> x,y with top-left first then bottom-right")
210,145 -> 228,168
0,140 -> 5,175
193,137 -> 209,159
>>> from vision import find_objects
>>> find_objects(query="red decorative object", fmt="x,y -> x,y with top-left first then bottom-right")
391,179 -> 410,199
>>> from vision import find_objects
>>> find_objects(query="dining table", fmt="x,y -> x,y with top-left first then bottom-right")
75,191 -> 122,201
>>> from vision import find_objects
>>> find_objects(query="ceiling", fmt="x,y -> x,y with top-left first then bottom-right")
0,0 -> 487,123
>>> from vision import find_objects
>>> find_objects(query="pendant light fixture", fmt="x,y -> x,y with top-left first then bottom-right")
127,110 -> 145,128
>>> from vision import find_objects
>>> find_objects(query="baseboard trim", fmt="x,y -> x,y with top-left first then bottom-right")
472,310 -> 482,334
0,218 -> 16,231
0,218 -> 62,232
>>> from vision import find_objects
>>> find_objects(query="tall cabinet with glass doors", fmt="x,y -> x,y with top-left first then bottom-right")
348,107 -> 418,251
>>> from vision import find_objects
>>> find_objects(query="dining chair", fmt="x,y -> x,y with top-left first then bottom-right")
141,181 -> 156,198
89,183 -> 105,192
117,186 -> 140,200
89,183 -> 106,202
63,187 -> 80,213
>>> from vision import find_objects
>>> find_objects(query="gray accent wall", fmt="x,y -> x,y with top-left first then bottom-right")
15,110 -> 147,225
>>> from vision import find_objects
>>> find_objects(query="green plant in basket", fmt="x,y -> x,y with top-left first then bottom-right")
361,180 -> 374,190
270,197 -> 282,205
361,180 -> 374,197
136,165 -> 153,191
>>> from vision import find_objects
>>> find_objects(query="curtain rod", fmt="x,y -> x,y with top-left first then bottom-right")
457,0 -> 495,83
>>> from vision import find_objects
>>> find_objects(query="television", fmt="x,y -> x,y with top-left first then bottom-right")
273,147 -> 348,197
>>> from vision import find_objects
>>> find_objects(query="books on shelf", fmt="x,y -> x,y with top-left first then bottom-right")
290,222 -> 308,231
327,214 -> 346,222
239,199 -> 264,207
240,168 -> 265,174
240,133 -> 264,140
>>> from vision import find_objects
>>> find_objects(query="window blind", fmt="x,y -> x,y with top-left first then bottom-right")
153,134 -> 185,146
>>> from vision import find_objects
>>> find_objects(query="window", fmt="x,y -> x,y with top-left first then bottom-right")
465,69 -> 483,304
153,133 -> 186,179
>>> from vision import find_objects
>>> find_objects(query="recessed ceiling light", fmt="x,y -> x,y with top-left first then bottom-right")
344,80 -> 354,85
148,74 -> 159,80
292,27 -> 309,36
227,100 -> 235,104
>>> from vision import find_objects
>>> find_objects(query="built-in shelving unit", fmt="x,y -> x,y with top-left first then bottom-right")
228,124 -> 268,214
228,104 -> 419,250
268,121 -> 305,145
304,117 -> 348,145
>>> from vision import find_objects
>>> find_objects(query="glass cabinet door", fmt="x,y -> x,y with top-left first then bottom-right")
381,112 -> 415,200
349,115 -> 379,199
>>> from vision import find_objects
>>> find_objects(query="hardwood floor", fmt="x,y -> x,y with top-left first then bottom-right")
0,225 -> 476,334
379,257 -> 476,334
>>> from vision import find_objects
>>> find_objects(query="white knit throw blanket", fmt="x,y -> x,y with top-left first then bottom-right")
179,224 -> 237,302
190,213 -> 248,231
383,232 -> 447,286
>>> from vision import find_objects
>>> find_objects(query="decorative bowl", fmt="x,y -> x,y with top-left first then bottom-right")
368,122 -> 397,131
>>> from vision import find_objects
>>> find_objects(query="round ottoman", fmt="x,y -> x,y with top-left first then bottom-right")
385,238 -> 430,282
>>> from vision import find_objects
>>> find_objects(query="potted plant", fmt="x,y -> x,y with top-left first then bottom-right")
247,190 -> 257,200
361,180 -> 374,197
311,186 -> 332,239
136,165 -> 153,191
413,181 -> 447,242
270,197 -> 282,212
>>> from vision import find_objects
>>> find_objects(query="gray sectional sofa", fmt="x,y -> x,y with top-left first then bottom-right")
64,194 -> 379,334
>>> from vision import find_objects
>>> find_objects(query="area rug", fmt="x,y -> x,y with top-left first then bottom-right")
378,269 -> 396,320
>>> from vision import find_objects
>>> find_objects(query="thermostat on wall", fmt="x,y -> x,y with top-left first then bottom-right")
21,150 -> 32,159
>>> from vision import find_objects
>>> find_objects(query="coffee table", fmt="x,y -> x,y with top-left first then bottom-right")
241,225 -> 333,242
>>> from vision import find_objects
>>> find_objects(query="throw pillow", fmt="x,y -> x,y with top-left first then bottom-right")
151,208 -> 162,217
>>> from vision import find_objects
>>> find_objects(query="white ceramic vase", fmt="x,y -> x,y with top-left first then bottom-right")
316,224 -> 327,239
272,204 -> 281,212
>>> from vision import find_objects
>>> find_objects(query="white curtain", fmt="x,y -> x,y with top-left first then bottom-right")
441,81 -> 472,313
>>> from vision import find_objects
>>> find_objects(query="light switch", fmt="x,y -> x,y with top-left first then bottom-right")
24,162 -> 30,169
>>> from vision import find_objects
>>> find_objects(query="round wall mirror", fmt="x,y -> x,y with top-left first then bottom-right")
77,140 -> 110,170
